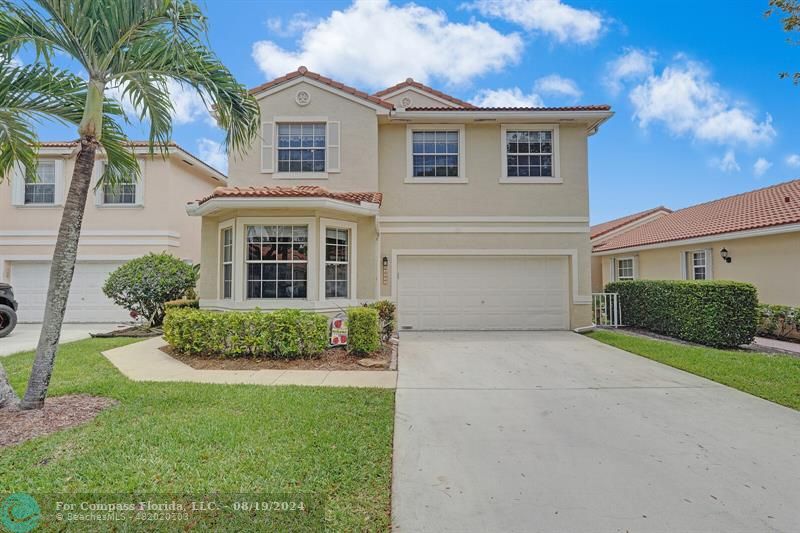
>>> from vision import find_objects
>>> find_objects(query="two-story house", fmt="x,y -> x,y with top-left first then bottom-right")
1,141 -> 225,322
187,67 -> 612,331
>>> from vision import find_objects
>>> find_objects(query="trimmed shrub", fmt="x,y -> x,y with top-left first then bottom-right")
347,307 -> 381,355
605,280 -> 759,347
164,298 -> 199,310
103,253 -> 197,326
757,304 -> 800,339
163,308 -> 328,358
364,299 -> 396,341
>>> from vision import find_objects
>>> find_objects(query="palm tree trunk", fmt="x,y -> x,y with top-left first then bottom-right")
20,137 -> 98,410
0,362 -> 20,409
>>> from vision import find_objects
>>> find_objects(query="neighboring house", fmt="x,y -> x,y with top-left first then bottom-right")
592,179 -> 800,306
590,206 -> 672,292
187,67 -> 613,331
0,142 -> 226,322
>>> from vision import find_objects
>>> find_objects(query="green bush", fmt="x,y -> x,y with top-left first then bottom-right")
605,280 -> 759,347
164,298 -> 199,310
163,308 -> 328,358
757,304 -> 800,339
364,300 -> 396,341
346,307 -> 381,355
103,253 -> 197,326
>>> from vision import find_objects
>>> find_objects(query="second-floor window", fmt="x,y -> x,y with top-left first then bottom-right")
102,174 -> 137,205
277,123 -> 326,173
506,130 -> 553,178
411,130 -> 459,178
25,160 -> 56,205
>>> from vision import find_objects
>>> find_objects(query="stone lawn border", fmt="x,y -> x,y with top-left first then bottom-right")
102,337 -> 397,389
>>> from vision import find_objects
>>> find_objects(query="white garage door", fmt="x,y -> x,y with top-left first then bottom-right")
11,261 -> 131,323
397,256 -> 569,331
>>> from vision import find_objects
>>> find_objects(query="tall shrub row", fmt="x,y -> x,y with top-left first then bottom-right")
605,280 -> 759,347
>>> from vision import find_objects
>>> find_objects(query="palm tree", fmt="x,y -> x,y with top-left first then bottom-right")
0,0 -> 260,410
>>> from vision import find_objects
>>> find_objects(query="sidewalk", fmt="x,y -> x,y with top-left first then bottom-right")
102,337 -> 397,388
752,336 -> 800,356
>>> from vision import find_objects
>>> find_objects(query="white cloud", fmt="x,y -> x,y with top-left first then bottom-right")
252,0 -> 523,89
629,57 -> 776,146
472,87 -> 544,107
107,79 -> 213,126
464,0 -> 605,44
197,138 -> 227,173
266,13 -> 318,37
533,74 -> 581,100
711,149 -> 740,173
753,157 -> 772,177
786,153 -> 800,168
604,48 -> 655,95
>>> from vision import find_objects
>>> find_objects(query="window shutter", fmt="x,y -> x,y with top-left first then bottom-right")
92,161 -> 105,206
704,248 -> 713,280
327,121 -> 341,173
611,258 -> 617,282
680,251 -> 688,280
134,161 -> 144,206
632,256 -> 639,279
11,163 -> 25,206
52,159 -> 65,205
260,121 -> 274,173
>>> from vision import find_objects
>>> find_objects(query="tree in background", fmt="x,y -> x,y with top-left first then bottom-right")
0,0 -> 260,410
766,0 -> 800,83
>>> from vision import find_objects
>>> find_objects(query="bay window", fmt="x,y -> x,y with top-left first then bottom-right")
245,225 -> 308,299
325,228 -> 349,298
220,227 -> 233,299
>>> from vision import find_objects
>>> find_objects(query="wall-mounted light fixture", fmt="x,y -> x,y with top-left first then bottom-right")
720,248 -> 732,263
382,256 -> 389,285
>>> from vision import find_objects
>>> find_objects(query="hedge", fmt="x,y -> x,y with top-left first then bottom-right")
346,307 -> 381,354
605,280 -> 759,347
163,308 -> 328,358
364,299 -> 396,341
757,304 -> 800,339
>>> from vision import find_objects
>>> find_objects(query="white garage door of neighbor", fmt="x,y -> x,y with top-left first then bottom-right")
11,261 -> 131,323
397,256 -> 570,331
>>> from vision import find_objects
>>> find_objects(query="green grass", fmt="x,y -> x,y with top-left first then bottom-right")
1,338 -> 395,531
587,330 -> 800,410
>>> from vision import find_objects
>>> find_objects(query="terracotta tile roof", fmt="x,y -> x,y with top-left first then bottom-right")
593,179 -> 800,252
249,66 -> 394,109
591,206 -> 672,240
373,78 -> 478,109
37,140 -> 180,148
403,105 -> 612,112
197,185 -> 383,206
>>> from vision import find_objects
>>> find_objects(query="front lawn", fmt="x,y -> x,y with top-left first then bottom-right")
0,338 -> 395,531
587,329 -> 800,410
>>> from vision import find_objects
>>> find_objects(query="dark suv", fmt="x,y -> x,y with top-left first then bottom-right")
0,283 -> 18,338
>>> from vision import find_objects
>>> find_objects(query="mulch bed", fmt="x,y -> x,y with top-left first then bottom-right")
160,342 -> 393,371
0,394 -> 117,449
91,325 -> 161,338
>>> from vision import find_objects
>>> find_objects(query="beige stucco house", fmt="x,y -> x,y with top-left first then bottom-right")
0,142 -> 226,322
188,67 -> 613,331
592,180 -> 800,306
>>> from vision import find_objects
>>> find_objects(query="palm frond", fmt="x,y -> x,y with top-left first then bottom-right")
97,118 -> 139,187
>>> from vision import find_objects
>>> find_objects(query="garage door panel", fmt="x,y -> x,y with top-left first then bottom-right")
11,261 -> 131,323
398,256 -> 569,331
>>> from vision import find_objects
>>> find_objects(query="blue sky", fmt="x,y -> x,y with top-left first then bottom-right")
23,0 -> 800,223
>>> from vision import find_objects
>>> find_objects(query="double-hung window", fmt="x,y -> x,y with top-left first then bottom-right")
245,225 -> 308,299
616,258 -> 635,281
690,251 -> 707,280
324,228 -> 349,298
501,125 -> 560,183
276,123 -> 326,173
24,160 -> 56,205
220,227 -> 233,299
407,125 -> 465,182
102,174 -> 137,205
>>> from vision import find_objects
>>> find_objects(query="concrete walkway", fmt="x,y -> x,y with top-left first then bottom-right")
393,331 -> 800,533
102,337 -> 396,388
1,323 -> 127,357
753,335 -> 800,356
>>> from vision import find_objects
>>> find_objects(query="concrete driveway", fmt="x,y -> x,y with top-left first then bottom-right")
393,331 -> 800,533
0,323 -> 126,356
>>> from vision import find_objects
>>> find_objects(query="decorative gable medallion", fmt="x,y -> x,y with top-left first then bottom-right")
400,96 -> 412,108
295,90 -> 311,106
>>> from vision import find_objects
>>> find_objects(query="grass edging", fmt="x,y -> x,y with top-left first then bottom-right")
586,329 -> 800,410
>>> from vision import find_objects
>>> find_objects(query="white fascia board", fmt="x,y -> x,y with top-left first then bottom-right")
392,109 -> 613,124
592,222 -> 800,256
186,197 -> 380,217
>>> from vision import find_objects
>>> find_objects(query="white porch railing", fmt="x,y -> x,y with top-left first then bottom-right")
592,293 -> 622,327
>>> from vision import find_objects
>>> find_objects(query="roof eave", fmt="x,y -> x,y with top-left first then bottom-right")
186,196 -> 381,217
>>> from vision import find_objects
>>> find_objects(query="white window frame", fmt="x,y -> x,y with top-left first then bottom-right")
218,220 -> 234,300
12,158 -> 65,207
268,116 -> 341,179
615,256 -> 636,281
234,217 -> 317,305
688,249 -> 711,280
318,218 -> 358,301
94,160 -> 144,208
500,124 -> 561,184
406,124 -> 467,184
